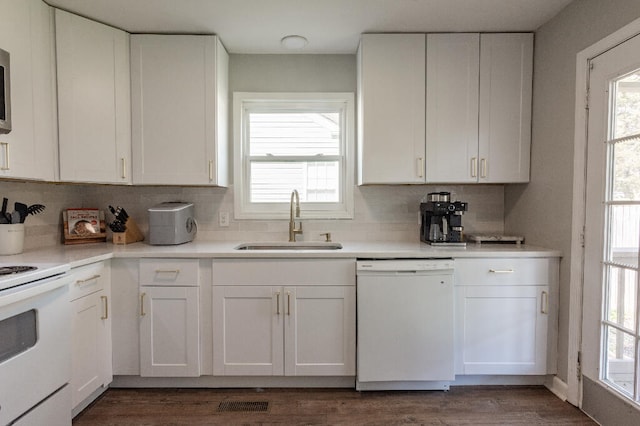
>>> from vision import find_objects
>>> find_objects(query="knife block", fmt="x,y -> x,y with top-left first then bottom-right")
112,218 -> 145,245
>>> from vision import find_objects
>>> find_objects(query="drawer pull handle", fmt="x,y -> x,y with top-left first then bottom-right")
140,292 -> 146,316
488,269 -> 514,274
121,157 -> 127,179
417,157 -> 424,178
470,157 -> 477,178
75,274 -> 101,285
101,295 -> 109,320
155,269 -> 180,274
209,160 -> 214,181
287,291 -> 291,316
541,291 -> 549,314
480,158 -> 487,178
1,142 -> 9,170
275,291 -> 280,315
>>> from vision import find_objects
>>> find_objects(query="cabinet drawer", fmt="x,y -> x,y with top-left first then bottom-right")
454,258 -> 551,286
213,259 -> 356,286
139,259 -> 199,286
69,261 -> 106,301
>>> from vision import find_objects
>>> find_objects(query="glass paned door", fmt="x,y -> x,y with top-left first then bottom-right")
601,72 -> 640,399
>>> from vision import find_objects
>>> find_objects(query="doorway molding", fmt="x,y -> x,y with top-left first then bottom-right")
569,15 -> 640,407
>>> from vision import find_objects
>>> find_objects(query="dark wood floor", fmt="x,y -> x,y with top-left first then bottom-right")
73,386 -> 596,425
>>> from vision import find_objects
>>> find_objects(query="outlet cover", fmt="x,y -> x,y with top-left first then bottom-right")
219,211 -> 230,227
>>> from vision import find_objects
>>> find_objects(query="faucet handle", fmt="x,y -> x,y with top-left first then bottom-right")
320,232 -> 332,242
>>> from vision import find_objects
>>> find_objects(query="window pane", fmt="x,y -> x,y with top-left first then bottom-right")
250,161 -> 339,203
606,266 -> 637,331
608,204 -> 640,268
611,135 -> 640,201
614,71 -> 640,139
604,326 -> 636,397
249,112 -> 340,156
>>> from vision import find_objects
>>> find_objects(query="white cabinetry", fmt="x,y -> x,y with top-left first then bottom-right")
139,259 -> 200,377
69,261 -> 112,412
213,259 -> 356,376
478,33 -> 532,183
454,258 -> 558,375
358,32 -> 532,184
425,33 -> 479,183
357,34 -> 426,184
0,0 -> 57,181
110,258 -> 140,376
56,10 -> 131,184
426,33 -> 533,183
131,35 -> 229,186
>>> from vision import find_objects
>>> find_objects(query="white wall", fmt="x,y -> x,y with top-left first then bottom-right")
504,0 -> 640,387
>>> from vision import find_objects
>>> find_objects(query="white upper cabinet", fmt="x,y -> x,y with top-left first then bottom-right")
0,0 -> 58,181
357,34 -> 426,184
131,35 -> 229,186
425,34 -> 480,183
478,33 -> 533,183
56,10 -> 131,184
358,32 -> 533,184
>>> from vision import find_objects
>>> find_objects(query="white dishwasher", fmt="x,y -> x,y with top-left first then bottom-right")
356,259 -> 455,391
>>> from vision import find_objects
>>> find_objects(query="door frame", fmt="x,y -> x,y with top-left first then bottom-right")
569,15 -> 640,407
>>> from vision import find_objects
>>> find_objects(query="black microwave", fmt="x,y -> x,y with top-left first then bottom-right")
0,47 -> 11,134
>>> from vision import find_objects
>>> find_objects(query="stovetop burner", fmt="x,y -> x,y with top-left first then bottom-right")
0,266 -> 38,276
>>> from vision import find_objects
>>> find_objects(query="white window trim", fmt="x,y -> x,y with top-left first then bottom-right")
233,92 -> 355,220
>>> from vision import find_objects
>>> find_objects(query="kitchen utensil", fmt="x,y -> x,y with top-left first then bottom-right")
26,204 -> 46,216
108,205 -> 118,216
14,202 -> 28,223
0,198 -> 9,224
109,221 -> 127,233
119,207 -> 129,222
10,210 -> 20,224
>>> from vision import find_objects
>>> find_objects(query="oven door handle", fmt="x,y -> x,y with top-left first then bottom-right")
0,274 -> 72,308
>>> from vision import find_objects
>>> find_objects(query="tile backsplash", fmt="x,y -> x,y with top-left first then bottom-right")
1,181 -> 504,249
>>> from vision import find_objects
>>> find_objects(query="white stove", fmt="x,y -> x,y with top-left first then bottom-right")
0,262 -> 70,291
0,260 -> 72,425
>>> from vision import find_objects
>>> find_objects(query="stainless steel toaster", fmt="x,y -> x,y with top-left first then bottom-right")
148,202 -> 197,245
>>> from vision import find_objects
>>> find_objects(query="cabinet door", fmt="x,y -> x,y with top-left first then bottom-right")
213,286 -> 284,376
140,286 -> 200,377
56,9 -> 131,184
478,33 -> 533,183
284,286 -> 356,376
0,0 -> 57,181
425,33 -> 479,183
70,289 -> 110,408
131,35 -> 228,185
111,258 -> 140,375
457,285 -> 549,375
357,34 -> 426,184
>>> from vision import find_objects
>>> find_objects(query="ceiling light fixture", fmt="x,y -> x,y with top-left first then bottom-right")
281,35 -> 308,50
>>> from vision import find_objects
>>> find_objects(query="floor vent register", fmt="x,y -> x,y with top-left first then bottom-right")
217,401 -> 270,413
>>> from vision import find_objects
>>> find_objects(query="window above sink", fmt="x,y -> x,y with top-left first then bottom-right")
233,92 -> 355,220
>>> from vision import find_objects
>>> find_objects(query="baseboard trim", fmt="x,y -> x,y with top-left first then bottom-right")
545,376 -> 568,402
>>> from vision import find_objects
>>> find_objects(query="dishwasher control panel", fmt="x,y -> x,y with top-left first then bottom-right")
356,259 -> 454,272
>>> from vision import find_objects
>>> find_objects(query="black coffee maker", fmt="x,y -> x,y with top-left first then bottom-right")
420,192 -> 468,245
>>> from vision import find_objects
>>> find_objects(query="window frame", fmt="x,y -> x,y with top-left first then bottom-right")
233,92 -> 354,220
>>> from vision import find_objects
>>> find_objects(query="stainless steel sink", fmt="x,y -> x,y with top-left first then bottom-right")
234,242 -> 343,250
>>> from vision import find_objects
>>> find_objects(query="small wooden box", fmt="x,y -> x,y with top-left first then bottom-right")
112,218 -> 144,245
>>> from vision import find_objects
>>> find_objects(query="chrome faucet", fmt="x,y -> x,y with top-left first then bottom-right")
289,189 -> 303,242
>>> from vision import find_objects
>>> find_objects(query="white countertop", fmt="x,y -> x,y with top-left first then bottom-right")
0,240 -> 562,271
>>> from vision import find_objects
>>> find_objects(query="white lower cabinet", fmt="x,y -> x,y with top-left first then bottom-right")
69,261 -> 112,412
139,259 -> 201,377
140,286 -> 200,377
212,259 -> 356,377
454,258 -> 557,376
